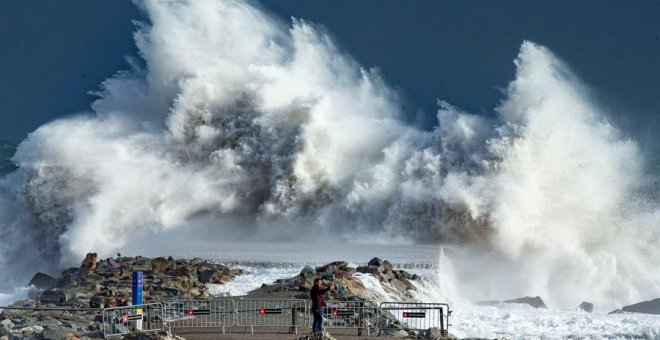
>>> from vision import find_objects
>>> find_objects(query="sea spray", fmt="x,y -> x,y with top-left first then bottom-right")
0,0 -> 657,310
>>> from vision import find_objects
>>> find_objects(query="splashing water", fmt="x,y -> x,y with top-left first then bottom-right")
0,0 -> 658,310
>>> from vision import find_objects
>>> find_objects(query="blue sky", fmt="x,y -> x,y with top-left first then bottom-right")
0,0 -> 658,145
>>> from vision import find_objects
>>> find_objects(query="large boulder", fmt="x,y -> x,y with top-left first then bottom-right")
504,296 -> 547,309
196,267 -> 214,284
57,267 -> 90,288
0,319 -> 13,337
42,327 -> 74,340
315,261 -> 349,274
619,298 -> 660,315
356,259 -> 416,294
368,257 -> 384,266
300,265 -> 316,276
27,272 -> 57,290
40,290 -> 69,305
578,301 -> 594,313
81,252 -> 98,270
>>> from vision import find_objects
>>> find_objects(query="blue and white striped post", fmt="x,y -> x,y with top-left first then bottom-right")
132,271 -> 143,330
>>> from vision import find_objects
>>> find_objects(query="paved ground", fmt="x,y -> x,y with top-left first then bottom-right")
175,334 -> 398,340
170,327 -> 401,340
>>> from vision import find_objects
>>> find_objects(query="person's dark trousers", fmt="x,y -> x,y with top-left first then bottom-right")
312,308 -> 324,333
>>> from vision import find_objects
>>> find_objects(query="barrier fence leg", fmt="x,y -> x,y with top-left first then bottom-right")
290,307 -> 296,334
358,309 -> 364,336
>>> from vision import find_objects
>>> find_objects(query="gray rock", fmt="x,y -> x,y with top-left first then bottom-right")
0,320 -> 12,337
42,327 -> 73,339
300,265 -> 315,276
27,272 -> 57,290
356,265 -> 379,274
67,323 -> 83,331
95,259 -> 116,274
196,267 -> 214,284
396,329 -> 409,337
89,295 -> 107,308
368,257 -> 384,266
113,323 -> 130,334
315,261 -> 349,274
17,325 -> 40,337
504,296 -> 547,308
39,320 -> 63,328
578,301 -> 594,313
163,287 -> 180,297
389,278 -> 408,292
424,327 -> 444,339
40,290 -> 68,305
621,297 -> 660,315
57,268 -> 89,288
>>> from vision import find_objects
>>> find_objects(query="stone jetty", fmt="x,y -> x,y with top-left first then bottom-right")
1,253 -> 243,339
0,254 -> 430,339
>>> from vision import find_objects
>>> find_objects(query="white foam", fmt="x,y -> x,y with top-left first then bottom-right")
0,286 -> 29,308
449,303 -> 660,339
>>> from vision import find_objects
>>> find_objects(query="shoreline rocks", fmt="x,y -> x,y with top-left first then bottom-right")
610,297 -> 660,315
503,296 -> 547,309
1,254 -> 244,339
29,254 -> 245,309
475,296 -> 547,309
246,257 -> 420,302
1,255 -> 435,339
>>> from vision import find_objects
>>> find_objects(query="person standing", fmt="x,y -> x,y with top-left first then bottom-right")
310,278 -> 334,336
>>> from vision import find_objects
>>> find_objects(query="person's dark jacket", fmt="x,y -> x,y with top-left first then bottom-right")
310,285 -> 331,311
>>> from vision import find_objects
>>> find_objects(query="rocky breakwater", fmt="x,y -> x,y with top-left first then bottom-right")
0,254 -> 243,339
247,257 -> 419,302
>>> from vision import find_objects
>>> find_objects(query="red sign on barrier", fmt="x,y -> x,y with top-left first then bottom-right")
122,314 -> 143,322
331,309 -> 354,317
186,309 -> 211,315
402,312 -> 425,318
259,308 -> 283,315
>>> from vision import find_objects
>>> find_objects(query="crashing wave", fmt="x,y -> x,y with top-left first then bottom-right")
0,0 -> 658,309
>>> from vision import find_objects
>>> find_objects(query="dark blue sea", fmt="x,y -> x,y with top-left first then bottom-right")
0,140 -> 18,177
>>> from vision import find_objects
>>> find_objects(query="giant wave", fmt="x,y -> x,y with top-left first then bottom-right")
0,0 -> 658,310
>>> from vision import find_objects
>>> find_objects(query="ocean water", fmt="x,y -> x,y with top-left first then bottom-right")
1,0 -> 659,338
0,140 -> 18,177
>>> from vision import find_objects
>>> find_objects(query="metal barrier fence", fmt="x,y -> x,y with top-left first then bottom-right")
102,303 -> 163,338
322,300 -> 379,336
234,298 -> 308,334
99,298 -> 452,338
379,302 -> 451,336
161,298 -> 234,334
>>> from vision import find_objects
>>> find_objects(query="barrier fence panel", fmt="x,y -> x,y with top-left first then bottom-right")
234,298 -> 308,334
102,303 -> 163,338
322,300 -> 379,336
161,299 -> 234,334
379,302 -> 451,336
